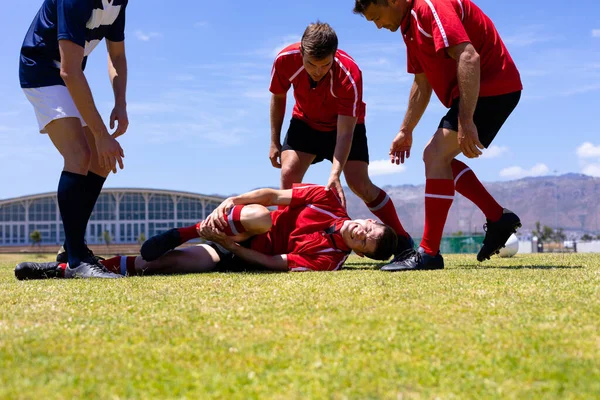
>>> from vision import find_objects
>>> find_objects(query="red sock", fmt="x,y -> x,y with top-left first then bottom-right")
101,256 -> 121,274
219,205 -> 247,236
421,179 -> 455,255
366,189 -> 409,238
452,159 -> 503,222
58,263 -> 67,278
98,256 -> 137,276
177,225 -> 200,243
124,256 -> 137,276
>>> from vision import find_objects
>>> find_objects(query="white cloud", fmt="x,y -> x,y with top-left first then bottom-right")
503,25 -> 556,47
134,30 -> 162,41
369,159 -> 406,176
577,142 -> 600,159
500,163 -> 550,179
481,145 -> 508,159
582,164 -> 600,177
592,29 -> 600,38
173,74 -> 196,82
270,35 -> 302,57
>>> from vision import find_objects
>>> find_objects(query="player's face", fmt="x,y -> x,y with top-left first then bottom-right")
344,219 -> 384,256
362,1 -> 407,32
302,53 -> 334,82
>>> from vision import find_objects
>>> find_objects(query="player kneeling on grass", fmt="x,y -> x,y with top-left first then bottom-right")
15,184 -> 398,279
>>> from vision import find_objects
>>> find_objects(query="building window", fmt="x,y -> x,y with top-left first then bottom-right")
120,194 -> 146,221
90,194 -> 117,221
149,195 -> 174,220
29,198 -> 56,222
0,203 -> 26,222
178,197 -> 203,220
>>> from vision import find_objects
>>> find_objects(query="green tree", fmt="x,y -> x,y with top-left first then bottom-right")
532,221 -> 556,242
451,231 -> 464,237
581,234 -> 593,241
30,230 -> 42,247
102,230 -> 112,247
137,232 -> 146,244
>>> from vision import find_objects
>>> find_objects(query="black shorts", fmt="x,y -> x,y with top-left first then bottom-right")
438,91 -> 521,148
281,118 -> 370,164
207,240 -> 270,273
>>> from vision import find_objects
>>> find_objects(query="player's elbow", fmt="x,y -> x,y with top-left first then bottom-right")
460,46 -> 480,65
59,67 -> 83,84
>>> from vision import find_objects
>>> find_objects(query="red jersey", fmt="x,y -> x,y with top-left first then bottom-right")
250,184 -> 351,272
401,0 -> 522,108
269,43 -> 366,131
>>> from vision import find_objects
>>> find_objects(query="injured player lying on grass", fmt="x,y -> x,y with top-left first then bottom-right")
15,184 -> 398,279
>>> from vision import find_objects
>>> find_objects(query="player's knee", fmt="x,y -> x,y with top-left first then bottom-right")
63,145 -> 92,173
347,178 -> 371,200
241,204 -> 272,233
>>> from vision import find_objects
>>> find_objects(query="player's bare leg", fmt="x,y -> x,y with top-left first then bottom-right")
280,149 -> 315,189
140,205 -> 272,261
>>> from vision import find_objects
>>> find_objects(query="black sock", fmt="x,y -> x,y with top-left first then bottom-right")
57,171 -> 88,268
62,172 -> 107,253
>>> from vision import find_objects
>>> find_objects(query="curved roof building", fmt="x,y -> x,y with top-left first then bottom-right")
0,189 -> 224,246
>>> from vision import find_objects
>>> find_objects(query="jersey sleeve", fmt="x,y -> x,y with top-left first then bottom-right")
287,252 -> 348,272
335,58 -> 363,118
406,47 -> 424,74
421,0 -> 470,53
57,0 -> 95,47
289,184 -> 343,209
269,54 -> 292,94
105,2 -> 127,42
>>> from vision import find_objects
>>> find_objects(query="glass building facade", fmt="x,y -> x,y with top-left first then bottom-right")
0,189 -> 224,246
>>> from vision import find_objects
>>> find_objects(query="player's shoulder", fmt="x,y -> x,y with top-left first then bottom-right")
335,49 -> 359,69
275,43 -> 302,61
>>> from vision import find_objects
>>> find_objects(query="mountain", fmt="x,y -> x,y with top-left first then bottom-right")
344,174 -> 600,236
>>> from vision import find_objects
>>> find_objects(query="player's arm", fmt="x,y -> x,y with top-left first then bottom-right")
202,228 -> 289,271
204,188 -> 293,231
326,115 -> 357,208
107,39 -> 128,137
401,73 -> 432,133
390,73 -> 431,164
270,93 -> 287,168
447,42 -> 483,158
59,40 -> 124,172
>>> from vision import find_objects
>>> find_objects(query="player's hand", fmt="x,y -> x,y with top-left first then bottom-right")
269,142 -> 282,169
110,104 -> 129,138
390,129 -> 413,164
458,119 -> 484,158
325,175 -> 346,209
96,133 -> 124,173
203,197 -> 235,231
200,226 -> 234,248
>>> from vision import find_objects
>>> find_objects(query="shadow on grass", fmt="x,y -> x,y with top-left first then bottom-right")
455,264 -> 584,270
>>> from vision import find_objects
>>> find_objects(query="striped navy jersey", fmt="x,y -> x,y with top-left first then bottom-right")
20,0 -> 128,89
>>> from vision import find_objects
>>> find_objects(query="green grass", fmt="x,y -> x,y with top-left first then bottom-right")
1,253 -> 599,399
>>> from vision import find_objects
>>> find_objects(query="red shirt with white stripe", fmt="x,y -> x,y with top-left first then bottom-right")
402,0 -> 522,108
269,43 -> 366,131
250,184 -> 351,271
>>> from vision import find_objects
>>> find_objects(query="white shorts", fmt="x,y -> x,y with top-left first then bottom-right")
22,85 -> 87,133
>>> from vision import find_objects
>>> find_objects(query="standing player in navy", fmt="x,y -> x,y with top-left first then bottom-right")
269,22 -> 415,255
19,0 -> 129,278
353,0 -> 523,271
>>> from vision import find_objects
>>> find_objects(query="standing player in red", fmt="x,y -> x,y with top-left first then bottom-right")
353,0 -> 523,270
269,21 -> 414,255
15,184 -> 398,279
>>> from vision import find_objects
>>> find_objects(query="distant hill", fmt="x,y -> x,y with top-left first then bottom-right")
343,174 -> 600,236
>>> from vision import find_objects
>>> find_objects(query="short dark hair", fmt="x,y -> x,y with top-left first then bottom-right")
353,0 -> 388,15
300,21 -> 338,60
364,223 -> 398,261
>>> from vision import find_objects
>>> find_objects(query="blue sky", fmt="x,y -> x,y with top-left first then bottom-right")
1,0 -> 600,200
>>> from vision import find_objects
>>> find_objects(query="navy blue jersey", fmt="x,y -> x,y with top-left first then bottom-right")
20,0 -> 128,89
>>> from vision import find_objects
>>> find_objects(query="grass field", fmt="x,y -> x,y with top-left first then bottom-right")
1,252 -> 599,399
